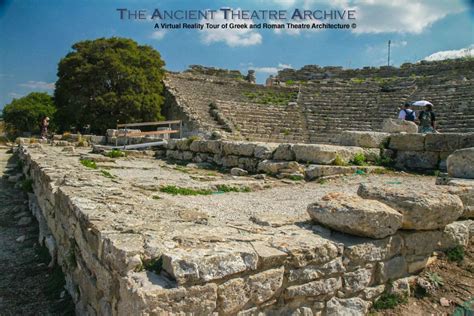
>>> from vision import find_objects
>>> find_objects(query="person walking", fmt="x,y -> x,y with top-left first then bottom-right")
418,104 -> 437,133
398,102 -> 416,122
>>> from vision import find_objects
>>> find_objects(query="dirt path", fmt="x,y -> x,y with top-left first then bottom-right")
0,148 -> 74,315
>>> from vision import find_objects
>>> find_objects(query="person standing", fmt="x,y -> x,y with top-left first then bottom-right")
40,116 -> 50,140
418,104 -> 436,133
398,102 -> 416,122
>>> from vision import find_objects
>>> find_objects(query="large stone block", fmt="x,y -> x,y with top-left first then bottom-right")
288,258 -> 345,283
222,141 -> 256,157
342,268 -> 372,294
257,160 -> 303,175
248,267 -> 284,304
307,193 -> 403,238
326,297 -> 370,316
382,118 -> 418,133
293,144 -> 364,165
273,144 -> 295,161
162,244 -> 258,285
376,256 -> 407,284
285,277 -> 342,298
254,143 -> 279,159
447,148 -> 474,179
358,183 -> 463,230
425,133 -> 461,152
447,186 -> 474,219
395,150 -> 439,170
218,278 -> 248,314
340,131 -> 390,148
341,235 -> 403,264
389,133 -> 425,151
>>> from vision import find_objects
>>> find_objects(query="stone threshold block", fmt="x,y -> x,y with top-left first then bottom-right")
358,183 -> 463,230
307,192 -> 403,239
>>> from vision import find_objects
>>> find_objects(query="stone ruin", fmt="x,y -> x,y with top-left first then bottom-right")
8,58 -> 474,315
163,58 -> 473,143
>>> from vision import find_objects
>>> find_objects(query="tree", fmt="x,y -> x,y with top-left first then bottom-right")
54,37 -> 166,134
2,92 -> 56,136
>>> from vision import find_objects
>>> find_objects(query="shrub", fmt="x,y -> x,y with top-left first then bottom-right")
332,154 -> 348,166
372,292 -> 407,310
446,245 -> 464,262
80,159 -> 97,169
106,149 -> 125,158
351,153 -> 367,166
2,92 -> 56,137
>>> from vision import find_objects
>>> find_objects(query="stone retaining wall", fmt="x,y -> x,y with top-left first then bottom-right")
158,138 -> 383,181
18,144 -> 473,315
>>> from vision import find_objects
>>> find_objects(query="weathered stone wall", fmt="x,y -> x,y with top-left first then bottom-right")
277,59 -> 474,82
17,143 -> 473,315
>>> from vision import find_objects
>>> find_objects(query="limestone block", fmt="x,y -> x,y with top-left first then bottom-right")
248,267 -> 284,304
189,140 -> 208,153
118,273 -> 217,315
358,183 -> 463,230
257,160 -> 303,175
166,150 -> 183,160
343,268 -> 372,294
447,147 -> 474,179
389,133 -> 425,151
342,235 -> 403,264
222,141 -> 256,157
176,139 -> 192,151
307,193 -> 403,239
447,186 -> 474,219
231,167 -> 248,176
443,221 -> 470,248
305,165 -> 355,180
340,131 -> 390,148
182,151 -> 194,161
102,233 -> 144,274
254,143 -> 279,159
207,140 -> 223,154
222,155 -> 240,168
293,144 -> 364,165
273,144 -> 295,161
395,150 -> 439,170
382,118 -> 418,133
425,133 -> 461,152
288,258 -> 346,283
325,297 -> 370,316
251,242 -> 288,269
285,277 -> 342,298
361,285 -> 385,300
376,256 -> 407,284
401,230 -> 444,256
238,157 -> 259,173
218,278 -> 249,314
162,244 -> 258,285
89,135 -> 106,145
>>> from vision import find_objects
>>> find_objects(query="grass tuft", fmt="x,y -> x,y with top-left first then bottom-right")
372,292 -> 407,310
446,245 -> 464,262
106,149 -> 125,158
80,159 -> 97,169
159,185 -> 213,196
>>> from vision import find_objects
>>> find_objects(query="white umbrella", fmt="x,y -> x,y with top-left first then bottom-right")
412,100 -> 433,107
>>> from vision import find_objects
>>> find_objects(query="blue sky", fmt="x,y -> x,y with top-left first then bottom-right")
0,0 -> 473,109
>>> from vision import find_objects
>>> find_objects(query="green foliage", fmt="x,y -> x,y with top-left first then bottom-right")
446,245 -> 464,262
152,195 -> 161,200
2,92 -> 56,136
159,185 -> 213,196
215,184 -> 251,193
375,155 -> 394,167
350,153 -> 367,166
143,257 -> 163,274
100,170 -> 115,178
21,178 -> 33,192
350,78 -> 365,84
372,292 -> 407,310
332,154 -> 348,166
242,90 -> 297,105
282,128 -> 290,136
105,149 -> 126,158
80,159 -> 97,169
287,174 -> 304,181
426,272 -> 444,287
186,135 -> 200,146
54,37 -> 166,134
285,80 -> 295,85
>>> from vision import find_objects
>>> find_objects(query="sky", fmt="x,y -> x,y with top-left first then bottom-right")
0,0 -> 473,109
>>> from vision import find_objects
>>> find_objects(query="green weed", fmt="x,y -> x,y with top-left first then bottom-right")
372,292 -> 407,310
351,153 -> 367,166
446,245 -> 464,262
80,159 -> 97,169
159,185 -> 213,196
101,170 -> 115,179
106,149 -> 125,158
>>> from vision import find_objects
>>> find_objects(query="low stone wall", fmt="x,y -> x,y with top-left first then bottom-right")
17,144 -> 473,315
340,131 -> 474,171
158,138 -> 383,180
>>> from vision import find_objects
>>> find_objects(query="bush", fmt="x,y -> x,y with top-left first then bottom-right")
372,292 -> 407,310
446,245 -> 464,262
351,153 -> 367,166
332,154 -> 348,166
2,92 -> 56,137
54,37 -> 166,134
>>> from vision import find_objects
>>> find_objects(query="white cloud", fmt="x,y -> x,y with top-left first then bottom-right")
150,29 -> 166,40
424,45 -> 474,61
268,0 -> 467,35
200,8 -> 262,47
252,63 -> 293,74
19,81 -> 55,90
8,92 -> 23,98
